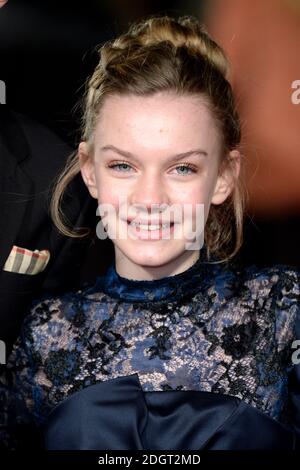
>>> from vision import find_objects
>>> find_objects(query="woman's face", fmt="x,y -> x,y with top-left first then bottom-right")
80,92 -> 240,280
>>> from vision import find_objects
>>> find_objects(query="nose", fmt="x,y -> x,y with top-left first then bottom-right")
129,172 -> 169,214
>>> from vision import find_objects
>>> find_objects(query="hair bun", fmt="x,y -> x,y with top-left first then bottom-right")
113,15 -> 229,79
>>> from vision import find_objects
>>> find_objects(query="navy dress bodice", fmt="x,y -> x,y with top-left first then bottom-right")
1,245 -> 300,450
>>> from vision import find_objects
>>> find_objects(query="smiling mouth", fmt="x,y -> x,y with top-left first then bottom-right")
127,220 -> 175,231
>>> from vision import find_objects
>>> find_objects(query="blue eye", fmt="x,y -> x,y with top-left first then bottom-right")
108,162 -> 132,172
174,164 -> 196,175
107,161 -> 197,175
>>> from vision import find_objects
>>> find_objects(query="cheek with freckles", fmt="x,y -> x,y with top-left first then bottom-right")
96,169 -> 120,205
178,185 -> 213,243
98,186 -> 120,207
179,186 -> 210,216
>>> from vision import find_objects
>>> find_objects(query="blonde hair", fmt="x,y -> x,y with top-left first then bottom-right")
51,14 -> 247,265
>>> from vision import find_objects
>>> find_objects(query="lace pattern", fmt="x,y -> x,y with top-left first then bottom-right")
1,256 -> 299,448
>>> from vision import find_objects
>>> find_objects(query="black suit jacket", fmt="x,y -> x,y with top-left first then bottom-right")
0,106 -> 98,355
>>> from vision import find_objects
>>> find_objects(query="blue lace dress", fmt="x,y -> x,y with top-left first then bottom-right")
1,246 -> 300,450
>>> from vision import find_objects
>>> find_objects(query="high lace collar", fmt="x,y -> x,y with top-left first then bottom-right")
96,244 -> 218,303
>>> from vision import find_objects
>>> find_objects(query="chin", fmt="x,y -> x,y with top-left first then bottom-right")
119,243 -> 186,269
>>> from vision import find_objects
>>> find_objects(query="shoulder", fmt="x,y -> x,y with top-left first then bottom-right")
11,110 -> 73,185
19,280 -> 109,351
12,110 -> 72,160
230,261 -> 300,316
240,263 -> 299,348
0,107 -> 72,187
207,258 -> 299,303
241,263 -> 299,303
216,255 -> 299,298
0,106 -> 72,161
214,259 -> 299,322
208,261 -> 299,356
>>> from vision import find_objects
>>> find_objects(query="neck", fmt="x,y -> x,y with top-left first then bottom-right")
114,249 -> 201,281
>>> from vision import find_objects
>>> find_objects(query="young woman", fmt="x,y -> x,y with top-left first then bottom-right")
1,15 -> 299,450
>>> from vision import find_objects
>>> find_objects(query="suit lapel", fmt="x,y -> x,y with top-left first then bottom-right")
0,106 -> 32,270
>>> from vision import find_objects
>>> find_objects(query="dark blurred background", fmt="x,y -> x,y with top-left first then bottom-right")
1,0 -> 299,280
0,0 -> 205,144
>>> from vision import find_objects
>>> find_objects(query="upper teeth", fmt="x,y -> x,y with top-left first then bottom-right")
130,222 -> 170,230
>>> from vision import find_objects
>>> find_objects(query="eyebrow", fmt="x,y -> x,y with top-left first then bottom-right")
100,144 -> 208,162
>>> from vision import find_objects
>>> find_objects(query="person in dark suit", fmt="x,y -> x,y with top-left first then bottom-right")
0,105 -> 97,357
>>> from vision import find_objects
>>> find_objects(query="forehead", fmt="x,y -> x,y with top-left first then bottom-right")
94,92 -> 221,155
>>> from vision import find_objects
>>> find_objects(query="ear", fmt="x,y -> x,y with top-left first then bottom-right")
78,142 -> 98,200
211,149 -> 241,205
